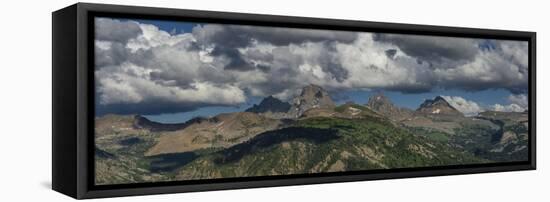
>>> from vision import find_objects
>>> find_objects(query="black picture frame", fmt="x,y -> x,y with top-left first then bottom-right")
52,2 -> 536,199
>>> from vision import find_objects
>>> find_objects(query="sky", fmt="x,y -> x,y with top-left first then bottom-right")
94,17 -> 529,123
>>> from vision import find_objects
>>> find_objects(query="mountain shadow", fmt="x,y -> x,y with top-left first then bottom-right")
134,115 -> 206,132
95,147 -> 115,159
148,152 -> 198,173
245,96 -> 291,113
213,127 -> 340,164
118,137 -> 143,146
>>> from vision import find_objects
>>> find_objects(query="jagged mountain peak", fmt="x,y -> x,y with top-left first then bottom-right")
294,84 -> 335,106
419,96 -> 455,109
288,84 -> 336,118
245,95 -> 291,114
417,96 -> 462,116
299,84 -> 331,99
367,92 -> 394,108
245,85 -> 336,119
366,92 -> 412,121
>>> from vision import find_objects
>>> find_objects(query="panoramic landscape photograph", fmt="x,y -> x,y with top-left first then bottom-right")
94,17 -> 529,185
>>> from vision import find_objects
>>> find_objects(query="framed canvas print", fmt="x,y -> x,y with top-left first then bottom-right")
52,3 -> 536,199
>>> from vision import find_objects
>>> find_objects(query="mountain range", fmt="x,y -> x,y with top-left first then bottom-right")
94,84 -> 528,185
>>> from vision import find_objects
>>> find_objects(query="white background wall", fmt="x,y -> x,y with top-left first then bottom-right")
0,0 -> 547,201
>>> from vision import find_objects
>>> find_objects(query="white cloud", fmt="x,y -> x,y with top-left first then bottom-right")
488,94 -> 528,112
126,23 -> 195,52
439,95 -> 528,115
433,42 -> 528,93
441,96 -> 484,116
508,94 -> 528,109
490,103 -> 525,112
95,18 -> 141,43
334,33 -> 433,91
96,63 -> 246,106
94,18 -> 530,115
499,41 -> 528,70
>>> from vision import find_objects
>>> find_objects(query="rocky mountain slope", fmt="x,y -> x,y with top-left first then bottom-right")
415,96 -> 463,117
245,96 -> 291,119
174,116 -> 484,180
366,93 -> 413,121
94,85 -> 529,185
145,112 -> 284,156
287,84 -> 336,118
245,96 -> 291,114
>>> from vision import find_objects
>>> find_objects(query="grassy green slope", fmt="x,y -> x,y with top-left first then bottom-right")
174,116 -> 485,181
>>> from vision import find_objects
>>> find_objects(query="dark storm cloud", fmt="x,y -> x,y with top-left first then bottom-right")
317,43 -> 349,82
193,24 -> 358,72
95,42 -> 128,67
244,49 -> 275,61
95,100 -> 206,116
375,33 -> 478,67
95,18 -> 142,43
385,49 -> 397,59
439,75 -> 528,95
193,24 -> 358,47
211,46 -> 255,71
236,26 -> 358,46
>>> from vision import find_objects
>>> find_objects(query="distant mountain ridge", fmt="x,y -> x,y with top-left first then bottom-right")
245,84 -> 337,119
415,96 -> 463,117
244,96 -> 292,119
94,84 -> 529,185
145,112 -> 283,156
366,93 -> 413,121
245,96 -> 291,114
134,115 -> 199,132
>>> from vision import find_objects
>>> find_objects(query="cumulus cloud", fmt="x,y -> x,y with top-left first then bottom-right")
94,17 -> 530,115
191,24 -> 357,71
95,19 -> 249,114
489,94 -> 528,112
432,40 -> 529,94
508,94 -> 528,109
490,104 -> 525,112
95,41 -> 128,67
334,33 -> 435,93
441,95 -> 528,115
96,63 -> 245,105
375,34 -> 528,94
441,96 -> 484,116
95,18 -> 142,43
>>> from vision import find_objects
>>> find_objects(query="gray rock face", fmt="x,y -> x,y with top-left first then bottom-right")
367,93 -> 412,121
245,96 -> 291,114
416,96 -> 463,117
288,84 -> 336,118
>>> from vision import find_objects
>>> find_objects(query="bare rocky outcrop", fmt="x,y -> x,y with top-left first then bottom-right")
416,96 -> 463,117
287,84 -> 336,118
366,92 -> 413,121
